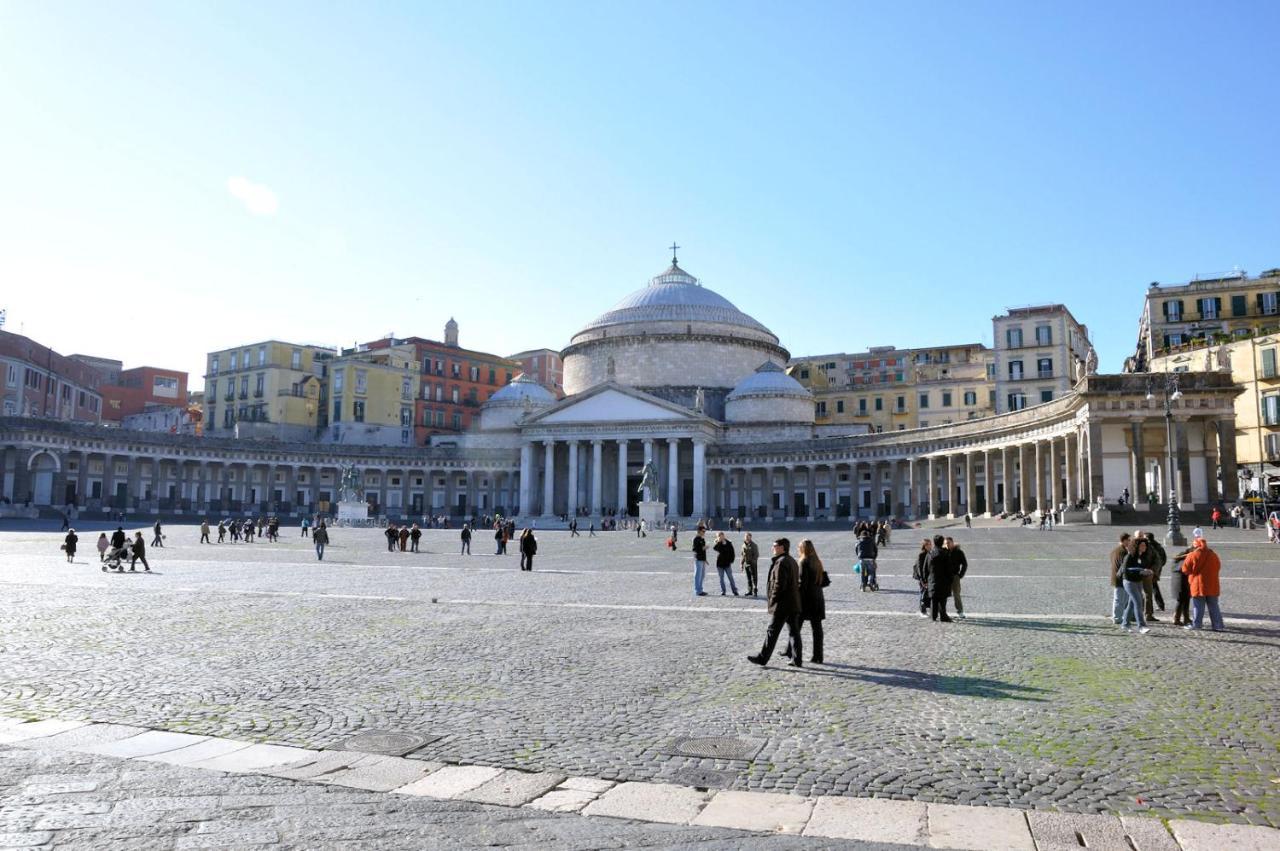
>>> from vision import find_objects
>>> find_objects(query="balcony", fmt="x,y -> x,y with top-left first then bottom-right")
253,390 -> 264,398
1037,370 -> 1054,379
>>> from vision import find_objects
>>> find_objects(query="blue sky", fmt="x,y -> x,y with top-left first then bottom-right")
2,1 -> 1277,382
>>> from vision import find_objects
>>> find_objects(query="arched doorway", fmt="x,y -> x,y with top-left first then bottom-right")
28,451 -> 60,506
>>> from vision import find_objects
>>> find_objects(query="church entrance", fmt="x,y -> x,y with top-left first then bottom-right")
626,474 -> 641,516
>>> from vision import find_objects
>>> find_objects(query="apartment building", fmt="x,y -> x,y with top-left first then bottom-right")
0,330 -> 103,422
509,347 -> 564,397
203,340 -> 334,441
788,343 -> 994,431
1129,267 -> 1280,372
324,343 -> 420,446
992,305 -> 1090,413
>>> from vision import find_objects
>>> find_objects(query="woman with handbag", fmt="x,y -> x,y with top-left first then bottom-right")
784,538 -> 827,664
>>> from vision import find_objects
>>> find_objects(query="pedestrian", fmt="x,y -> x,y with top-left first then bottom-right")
398,526 -> 410,552
691,526 -> 708,596
1181,537 -> 1224,631
110,525 -> 127,553
269,517 -> 280,542
63,528 -> 78,563
410,523 -> 421,553
200,519 -> 210,544
1136,530 -> 1165,620
740,532 -> 760,597
60,511 -> 70,531
1109,533 -> 1132,624
519,528 -> 537,570
747,537 -> 803,668
130,531 -> 151,572
96,532 -> 109,562
1211,506 -> 1222,530
386,524 -> 399,552
913,538 -> 932,617
1170,543 -> 1194,625
313,522 -> 329,560
855,530 -> 878,592
152,520 -> 164,548
569,519 -> 580,537
494,524 -> 505,555
712,531 -> 740,596
1119,538 -> 1152,633
301,516 -> 310,537
217,520 -> 226,543
964,512 -> 972,529
460,523 -> 472,555
784,539 -> 826,664
944,536 -> 967,619
588,523 -> 596,537
923,535 -> 954,622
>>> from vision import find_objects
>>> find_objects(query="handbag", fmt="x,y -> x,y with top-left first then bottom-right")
821,571 -> 831,588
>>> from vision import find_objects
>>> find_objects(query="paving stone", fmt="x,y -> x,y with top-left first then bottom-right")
1119,816 -> 1180,851
1169,819 -> 1280,851
804,796 -> 927,844
264,751 -> 367,781
525,788 -> 599,813
393,765 -> 503,799
0,833 -> 52,849
1027,810 -> 1133,851
928,802 -> 1033,850
558,776 -> 616,794
319,754 -> 442,792
80,731 -> 210,759
174,827 -> 280,848
692,790 -> 814,833
459,769 -> 565,806
186,743 -> 317,773
10,724 -> 145,753
19,781 -> 102,795
582,781 -> 711,825
140,737 -> 252,767
0,721 -> 87,745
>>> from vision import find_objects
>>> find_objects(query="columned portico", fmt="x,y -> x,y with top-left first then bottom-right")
590,440 -> 603,516
616,440 -> 628,515
542,440 -> 555,517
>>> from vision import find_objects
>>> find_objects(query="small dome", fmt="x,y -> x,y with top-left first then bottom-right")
727,361 -> 812,400
574,261 -> 776,339
485,374 -> 556,407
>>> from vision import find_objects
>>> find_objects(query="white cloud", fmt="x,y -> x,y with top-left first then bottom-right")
226,176 -> 279,216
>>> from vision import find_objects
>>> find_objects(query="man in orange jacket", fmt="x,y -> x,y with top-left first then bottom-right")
1181,537 -> 1223,632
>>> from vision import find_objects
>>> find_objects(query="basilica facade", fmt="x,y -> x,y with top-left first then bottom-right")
0,259 -> 1245,523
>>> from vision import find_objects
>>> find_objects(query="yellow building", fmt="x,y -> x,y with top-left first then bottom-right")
203,341 -> 334,441
788,344 -> 994,432
324,343 -> 420,446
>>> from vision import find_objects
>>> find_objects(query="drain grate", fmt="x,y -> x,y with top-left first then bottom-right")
333,731 -> 440,757
671,767 -> 738,789
662,736 -> 764,761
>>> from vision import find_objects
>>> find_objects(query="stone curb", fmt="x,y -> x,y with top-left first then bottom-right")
3,713 -> 1278,849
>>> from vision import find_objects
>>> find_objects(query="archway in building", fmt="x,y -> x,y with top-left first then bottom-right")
28,451 -> 60,506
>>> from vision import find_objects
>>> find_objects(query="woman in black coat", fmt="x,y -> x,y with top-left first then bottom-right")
784,538 -> 826,664
519,529 -> 537,571
63,529 -> 78,563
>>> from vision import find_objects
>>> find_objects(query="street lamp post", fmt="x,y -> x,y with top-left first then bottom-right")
1147,373 -> 1186,547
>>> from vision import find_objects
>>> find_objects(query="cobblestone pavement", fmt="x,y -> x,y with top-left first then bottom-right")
2,521 -> 1278,838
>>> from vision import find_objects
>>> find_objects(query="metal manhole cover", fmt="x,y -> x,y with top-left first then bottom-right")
671,767 -> 738,789
333,731 -> 440,757
664,736 -> 764,761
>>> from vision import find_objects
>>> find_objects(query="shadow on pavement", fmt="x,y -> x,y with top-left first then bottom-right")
792,663 -> 1050,701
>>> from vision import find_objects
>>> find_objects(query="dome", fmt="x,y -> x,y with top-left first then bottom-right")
485,374 -> 556,407
727,361 -> 812,400
574,261 -> 775,339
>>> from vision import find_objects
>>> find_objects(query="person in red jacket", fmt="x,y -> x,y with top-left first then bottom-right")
1181,537 -> 1223,632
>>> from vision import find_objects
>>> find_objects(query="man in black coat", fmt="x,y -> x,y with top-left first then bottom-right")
748,538 -> 803,667
923,535 -> 953,622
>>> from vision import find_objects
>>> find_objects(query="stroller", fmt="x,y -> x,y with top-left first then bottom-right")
101,545 -> 129,572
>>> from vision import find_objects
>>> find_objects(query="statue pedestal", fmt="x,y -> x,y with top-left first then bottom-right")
638,501 -> 667,531
1090,506 -> 1113,526
337,500 -> 369,524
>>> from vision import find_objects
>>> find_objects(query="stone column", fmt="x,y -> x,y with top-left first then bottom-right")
1129,421 -> 1145,507
1087,422 -> 1105,505
831,464 -> 842,520
1175,418 -> 1193,508
1219,417 -> 1239,501
982,450 -> 994,516
964,453 -> 976,517
519,443 -> 533,517
692,440 -> 706,520
542,440 -> 555,517
666,438 -> 680,513
126,458 -> 142,511
583,440 -> 599,516
783,466 -> 795,520
904,458 -> 916,519
566,441 -> 580,518
1065,433 -> 1078,507
806,465 -> 817,521
1000,446 -> 1012,513
940,455 -> 953,517
931,458 -> 942,516
1033,441 -> 1045,514
616,440 -> 628,515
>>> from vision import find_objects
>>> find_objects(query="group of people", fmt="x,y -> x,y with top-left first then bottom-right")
196,516 -> 280,544
746,536 -> 827,667
911,536 -> 968,621
59,526 -> 151,572
1109,528 -> 1224,632
385,523 -> 424,552
688,526 -> 766,597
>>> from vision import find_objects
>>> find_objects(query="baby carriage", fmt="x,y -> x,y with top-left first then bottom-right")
101,546 -> 129,572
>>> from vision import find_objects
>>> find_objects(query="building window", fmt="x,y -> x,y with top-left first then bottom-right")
1035,325 -> 1052,346
452,412 -> 462,430
291,349 -> 301,369
229,352 -> 237,370
469,366 -> 479,381
942,391 -> 953,407
836,400 -> 845,413
239,376 -> 249,397
402,377 -> 412,399
1164,300 -> 1183,321
436,411 -> 445,426
1006,327 -> 1023,348
918,392 -> 929,409
1262,348 -> 1277,380
1232,294 -> 1248,317
400,407 -> 412,427
355,369 -> 368,394
816,401 -> 827,416
488,368 -> 496,384
211,356 -> 219,375
1009,360 -> 1024,381
1198,297 -> 1220,320
1261,292 -> 1280,315
255,373 -> 265,396
1036,357 -> 1053,379
353,400 -> 365,422
896,395 -> 906,412
334,371 -> 344,393
1263,393 -> 1280,426
451,362 -> 460,378
963,390 -> 977,406
1008,393 -> 1027,411
208,380 -> 216,399
332,398 -> 342,422
858,398 -> 867,414
451,387 -> 459,404
258,346 -> 266,366
874,397 -> 883,411
1040,389 -> 1054,403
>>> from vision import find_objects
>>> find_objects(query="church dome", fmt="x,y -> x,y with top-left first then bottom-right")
573,261 -> 776,340
725,361 -> 814,425
485,374 -> 556,407
727,361 -> 812,400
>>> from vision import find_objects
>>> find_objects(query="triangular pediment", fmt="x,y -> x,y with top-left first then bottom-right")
527,383 -> 701,424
